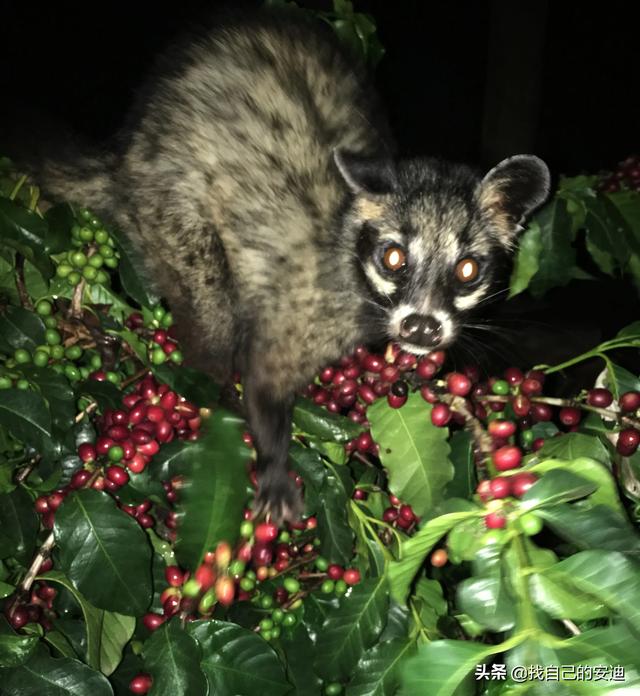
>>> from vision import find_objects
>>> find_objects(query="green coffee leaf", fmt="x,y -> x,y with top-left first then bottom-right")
530,457 -> 625,515
315,576 -> 389,682
0,486 -> 39,564
388,511 -> 478,603
293,397 -> 363,442
143,620 -> 207,696
456,576 -> 516,632
538,502 -> 640,553
509,219 -> 542,297
520,468 -> 597,510
530,572 -> 609,622
347,638 -> 417,696
44,204 -> 74,255
0,615 -> 38,668
0,198 -> 54,279
316,466 -> 354,565
175,409 -> 250,568
188,620 -> 291,695
40,571 -> 135,675
107,225 -> 160,308
0,389 -> 57,463
53,490 -> 152,615
536,432 -> 610,466
540,550 -> 640,634
399,639 -> 500,696
20,366 -> 75,435
0,643 -> 113,696
368,393 -> 453,517
0,305 -> 46,354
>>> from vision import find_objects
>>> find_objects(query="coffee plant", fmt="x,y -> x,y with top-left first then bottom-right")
2,149 -> 640,695
2,6 -> 640,689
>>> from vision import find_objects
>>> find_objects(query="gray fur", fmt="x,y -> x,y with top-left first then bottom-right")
11,11 -> 549,521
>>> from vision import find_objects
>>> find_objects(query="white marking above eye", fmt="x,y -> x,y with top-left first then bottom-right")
454,286 -> 488,310
364,261 -> 397,296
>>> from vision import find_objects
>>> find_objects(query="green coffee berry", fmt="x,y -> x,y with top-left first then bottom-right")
14,348 -> 31,364
56,263 -> 73,278
36,300 -> 53,316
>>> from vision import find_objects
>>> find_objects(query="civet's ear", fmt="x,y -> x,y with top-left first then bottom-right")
333,148 -> 397,196
477,155 -> 551,243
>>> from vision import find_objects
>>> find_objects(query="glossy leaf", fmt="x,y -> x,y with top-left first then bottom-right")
530,572 -> 609,622
527,197 -> 585,297
107,225 -> 159,308
457,577 -> 516,632
75,380 -> 122,412
0,306 -> 46,354
508,219 -> 542,297
368,393 -> 453,517
152,365 -> 220,408
280,623 -> 322,696
347,638 -> 417,696
316,466 -> 354,564
0,616 -> 38,668
188,619 -> 291,695
293,397 -> 363,442
175,409 -> 250,568
20,366 -> 75,434
445,430 -> 475,499
388,511 -> 478,603
315,576 -> 389,681
0,198 -> 54,279
536,432 -> 610,466
44,204 -> 74,254
554,623 -> 640,669
530,457 -> 625,515
520,468 -> 597,510
540,550 -> 640,634
0,643 -> 113,696
400,639 -> 499,696
143,620 -> 207,696
0,486 -> 39,563
53,490 -> 152,615
538,502 -> 640,553
0,389 -> 57,463
41,571 -> 135,675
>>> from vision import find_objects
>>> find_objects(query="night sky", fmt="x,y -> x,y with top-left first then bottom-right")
0,0 -> 638,378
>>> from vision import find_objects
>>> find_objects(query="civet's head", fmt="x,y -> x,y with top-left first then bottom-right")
335,150 -> 550,354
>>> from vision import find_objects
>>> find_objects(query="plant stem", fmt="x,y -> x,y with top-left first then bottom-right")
19,531 -> 55,595
15,456 -> 41,484
479,395 -> 640,429
69,279 -> 86,319
14,254 -> 33,309
8,174 -> 27,201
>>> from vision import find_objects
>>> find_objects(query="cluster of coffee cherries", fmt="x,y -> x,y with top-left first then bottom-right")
379,493 -> 419,533
0,300 -> 121,388
4,569 -> 55,632
305,343 -> 446,449
599,154 -> 640,193
125,307 -> 183,366
140,514 -> 361,632
33,373 -> 200,528
54,209 -> 119,286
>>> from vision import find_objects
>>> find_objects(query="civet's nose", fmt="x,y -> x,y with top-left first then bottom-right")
399,314 -> 442,346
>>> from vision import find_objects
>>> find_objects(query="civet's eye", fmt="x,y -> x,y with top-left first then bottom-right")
455,258 -> 479,283
382,246 -> 406,271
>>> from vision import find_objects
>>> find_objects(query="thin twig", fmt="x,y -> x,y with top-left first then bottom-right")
479,395 -> 640,429
75,401 -> 98,423
15,456 -> 41,484
19,531 -> 55,595
121,367 -> 149,389
445,394 -> 492,477
69,279 -> 86,319
562,619 -> 581,636
14,254 -> 33,309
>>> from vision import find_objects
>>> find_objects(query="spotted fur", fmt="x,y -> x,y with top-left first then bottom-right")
10,10 -> 550,522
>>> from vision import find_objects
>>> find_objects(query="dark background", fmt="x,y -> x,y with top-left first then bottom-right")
0,0 -> 638,378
